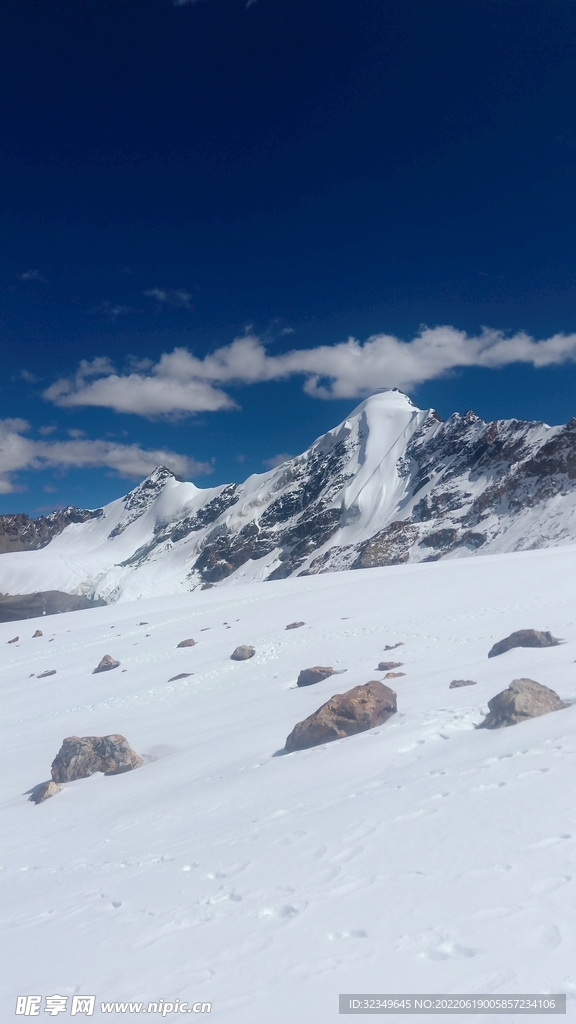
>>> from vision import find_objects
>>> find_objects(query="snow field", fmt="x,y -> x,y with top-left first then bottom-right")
1,547 -> 576,1022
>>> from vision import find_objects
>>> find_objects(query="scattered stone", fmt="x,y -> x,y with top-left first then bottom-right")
177,638 -> 197,648
51,734 -> 144,783
478,678 -> 567,729
384,642 -> 404,651
7,636 -> 18,644
37,670 -> 56,678
286,621 -> 306,630
384,671 -> 405,679
49,638 -> 54,642
29,673 -> 35,678
168,672 -> 193,682
93,654 -> 120,674
139,622 -> 148,625
32,629 -> 43,638
285,680 -> 397,752
377,660 -> 403,671
488,629 -> 562,658
297,666 -> 334,687
29,781 -> 64,804
449,679 -> 477,688
230,645 -> 255,661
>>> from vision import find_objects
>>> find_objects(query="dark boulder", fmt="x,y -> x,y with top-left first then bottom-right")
231,645 -> 255,661
297,666 -> 334,687
51,734 -> 144,782
488,629 -> 562,658
93,654 -> 120,673
478,678 -> 567,729
177,638 -> 197,648
449,679 -> 477,688
29,781 -> 63,804
285,680 -> 397,752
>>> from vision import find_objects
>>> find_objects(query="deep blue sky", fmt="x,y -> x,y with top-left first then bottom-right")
3,0 -> 576,513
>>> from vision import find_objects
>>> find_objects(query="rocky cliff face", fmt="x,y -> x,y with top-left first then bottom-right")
2,390 -> 576,602
0,506 -> 103,554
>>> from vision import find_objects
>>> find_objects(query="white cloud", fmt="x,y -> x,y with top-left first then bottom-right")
17,269 -> 48,283
0,419 -> 211,494
43,325 -> 576,420
262,452 -> 294,469
143,288 -> 193,309
18,369 -> 41,384
88,300 -> 133,321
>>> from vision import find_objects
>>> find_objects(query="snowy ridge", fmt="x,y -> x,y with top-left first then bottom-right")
1,390 -> 576,602
1,547 -> 576,1021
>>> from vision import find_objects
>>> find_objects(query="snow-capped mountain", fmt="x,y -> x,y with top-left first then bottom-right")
2,388 -> 576,603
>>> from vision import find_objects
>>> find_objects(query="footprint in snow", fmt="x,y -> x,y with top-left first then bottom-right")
419,941 -> 479,961
530,835 -> 572,849
529,875 -> 572,895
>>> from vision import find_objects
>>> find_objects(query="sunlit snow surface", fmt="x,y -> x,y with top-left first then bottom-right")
2,548 -> 576,1022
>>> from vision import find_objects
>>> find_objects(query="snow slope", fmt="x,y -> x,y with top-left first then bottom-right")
4,388 -> 576,602
1,547 -> 576,1022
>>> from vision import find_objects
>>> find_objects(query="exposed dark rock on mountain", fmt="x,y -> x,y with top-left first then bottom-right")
487,629 -> 562,658
449,679 -> 477,688
0,506 -> 102,553
51,734 -> 143,782
37,669 -> 56,678
285,680 -> 397,752
377,661 -> 403,671
0,591 -> 106,623
286,621 -> 305,630
32,629 -> 43,637
177,638 -> 196,648
478,678 -> 567,729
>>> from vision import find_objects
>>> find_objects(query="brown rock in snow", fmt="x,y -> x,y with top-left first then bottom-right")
377,661 -> 403,671
168,672 -> 193,682
384,671 -> 405,679
51,734 -> 144,782
32,629 -> 43,638
37,669 -> 56,678
478,678 -> 567,729
29,780 -> 63,804
384,642 -> 404,651
7,636 -> 18,644
449,679 -> 477,688
286,621 -> 305,630
93,654 -> 120,673
177,638 -> 197,648
297,666 -> 334,687
488,629 -> 562,658
231,645 -> 255,661
285,680 -> 397,752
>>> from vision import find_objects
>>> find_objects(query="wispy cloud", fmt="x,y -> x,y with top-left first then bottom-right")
16,269 -> 48,283
263,452 -> 294,469
88,300 -> 133,321
17,369 -> 42,384
143,287 -> 193,309
43,325 -> 576,420
0,419 -> 211,494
